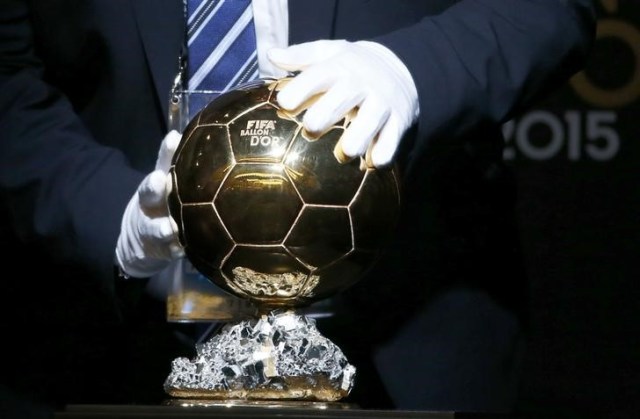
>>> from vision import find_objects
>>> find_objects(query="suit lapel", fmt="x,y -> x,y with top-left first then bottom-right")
130,0 -> 185,123
288,0 -> 338,44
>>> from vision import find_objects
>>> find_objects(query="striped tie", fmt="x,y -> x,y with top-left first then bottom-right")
186,0 -> 259,92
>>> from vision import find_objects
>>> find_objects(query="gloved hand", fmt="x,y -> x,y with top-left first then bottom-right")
268,40 -> 419,168
115,130 -> 184,278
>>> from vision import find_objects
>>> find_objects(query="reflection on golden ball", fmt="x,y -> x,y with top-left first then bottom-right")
168,78 -> 401,309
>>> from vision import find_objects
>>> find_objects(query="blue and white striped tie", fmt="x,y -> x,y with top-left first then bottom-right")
186,0 -> 259,91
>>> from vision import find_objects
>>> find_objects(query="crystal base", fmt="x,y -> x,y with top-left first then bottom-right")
164,309 -> 356,402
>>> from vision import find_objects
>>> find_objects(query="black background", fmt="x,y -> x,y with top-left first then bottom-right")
507,1 -> 639,417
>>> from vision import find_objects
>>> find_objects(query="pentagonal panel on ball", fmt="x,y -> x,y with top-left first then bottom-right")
181,204 -> 234,272
228,103 -> 300,163
284,127 -> 365,206
351,168 -> 401,251
285,206 -> 352,269
173,125 -> 233,204
215,163 -> 302,244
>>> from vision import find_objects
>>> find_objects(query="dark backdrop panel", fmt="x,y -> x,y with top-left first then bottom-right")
505,1 -> 640,417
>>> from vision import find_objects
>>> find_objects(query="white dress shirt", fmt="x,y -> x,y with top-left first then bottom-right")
252,0 -> 289,78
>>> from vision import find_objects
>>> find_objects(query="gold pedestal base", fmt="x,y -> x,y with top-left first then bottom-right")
165,374 -> 348,402
163,398 -> 357,409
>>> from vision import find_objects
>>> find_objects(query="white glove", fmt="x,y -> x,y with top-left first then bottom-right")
268,40 -> 419,168
115,130 -> 185,278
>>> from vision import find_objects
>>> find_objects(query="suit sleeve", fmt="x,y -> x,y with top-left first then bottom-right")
372,0 -> 596,153
0,1 -> 145,285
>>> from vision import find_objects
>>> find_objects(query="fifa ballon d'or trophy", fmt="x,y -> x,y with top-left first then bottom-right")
163,77 -> 401,404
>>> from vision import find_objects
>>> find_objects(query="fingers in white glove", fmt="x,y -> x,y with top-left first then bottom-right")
372,114 -> 404,168
116,170 -> 184,278
138,170 -> 170,216
269,40 -> 419,168
334,96 -> 390,163
115,186 -> 184,278
274,66 -> 334,113
115,130 -> 184,278
155,130 -> 181,172
302,79 -> 367,134
138,213 -> 176,244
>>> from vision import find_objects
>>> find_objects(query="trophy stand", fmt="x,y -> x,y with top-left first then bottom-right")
163,84 -> 356,405
162,78 -> 401,407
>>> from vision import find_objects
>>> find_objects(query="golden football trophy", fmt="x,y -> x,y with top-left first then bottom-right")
163,77 -> 401,403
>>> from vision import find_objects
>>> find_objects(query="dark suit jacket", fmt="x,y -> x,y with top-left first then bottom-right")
0,0 -> 596,414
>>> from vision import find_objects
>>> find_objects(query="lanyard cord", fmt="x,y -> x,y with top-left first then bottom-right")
180,0 -> 188,85
171,0 -> 189,101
